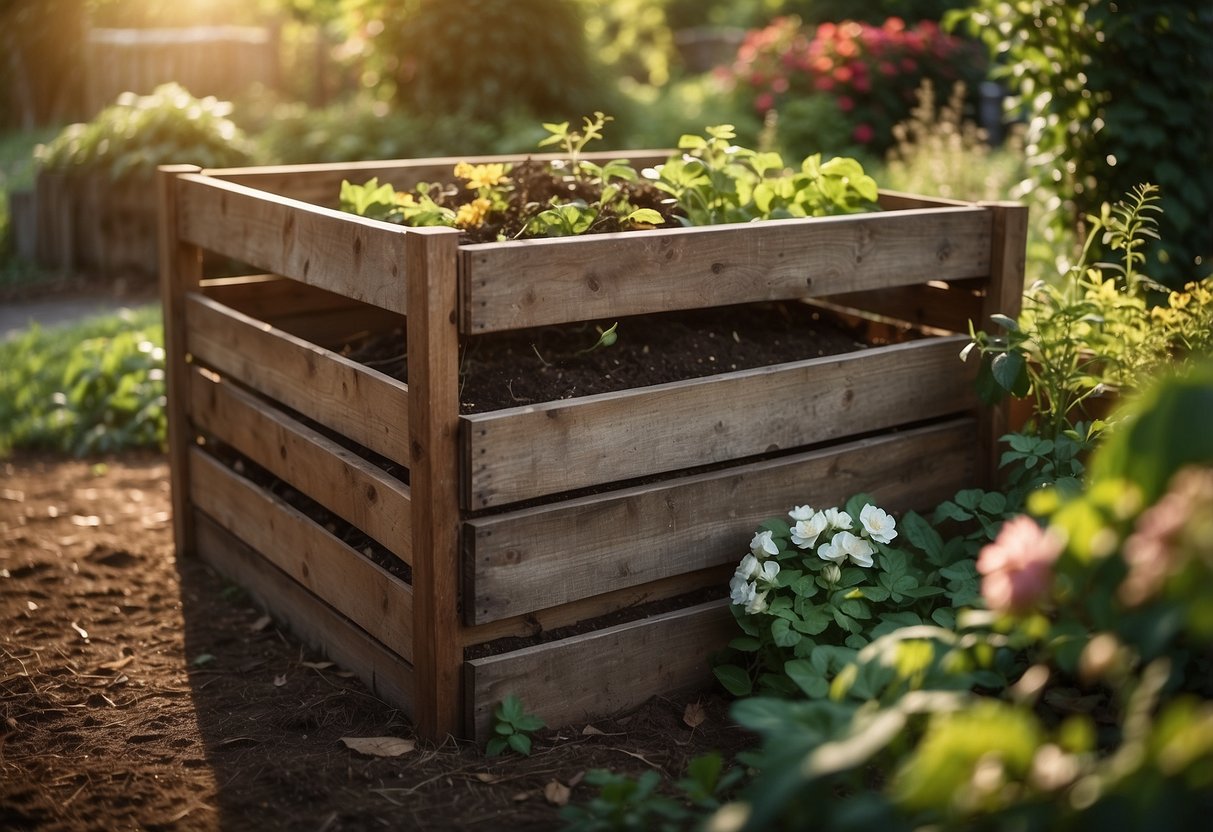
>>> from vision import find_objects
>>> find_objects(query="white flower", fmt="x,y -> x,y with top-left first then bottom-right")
745,588 -> 769,615
823,508 -> 853,531
757,559 -> 781,588
833,530 -> 876,568
750,530 -> 780,557
859,504 -> 898,544
788,504 -> 815,522
734,553 -> 761,582
730,578 -> 769,614
817,535 -> 847,564
729,574 -> 753,606
791,511 -> 830,550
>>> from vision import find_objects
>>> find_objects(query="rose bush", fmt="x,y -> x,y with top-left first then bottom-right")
727,16 -> 985,154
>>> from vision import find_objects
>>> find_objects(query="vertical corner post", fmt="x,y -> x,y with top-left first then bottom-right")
978,200 -> 1029,487
406,226 -> 464,741
157,165 -> 204,558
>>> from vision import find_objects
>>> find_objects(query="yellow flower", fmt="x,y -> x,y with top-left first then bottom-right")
454,162 -> 509,190
455,197 -> 492,229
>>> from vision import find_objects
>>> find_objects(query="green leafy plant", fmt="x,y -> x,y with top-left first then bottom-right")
0,306 -> 165,456
713,494 -> 973,700
963,184 -> 1211,443
485,694 -> 545,757
950,0 -> 1213,286
648,124 -> 878,226
35,83 -> 253,181
703,365 -> 1213,831
561,752 -> 742,832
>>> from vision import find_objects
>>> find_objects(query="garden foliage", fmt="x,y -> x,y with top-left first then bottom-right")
951,0 -> 1213,286
364,0 -> 606,121
35,83 -> 254,181
0,307 -> 165,456
728,16 -> 985,154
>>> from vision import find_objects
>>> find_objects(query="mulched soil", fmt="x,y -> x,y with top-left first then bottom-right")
1,454 -> 755,832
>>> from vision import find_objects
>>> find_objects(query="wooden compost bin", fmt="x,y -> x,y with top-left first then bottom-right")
156,152 -> 1026,742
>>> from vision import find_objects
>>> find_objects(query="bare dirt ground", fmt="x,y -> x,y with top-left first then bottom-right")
1,454 -> 750,831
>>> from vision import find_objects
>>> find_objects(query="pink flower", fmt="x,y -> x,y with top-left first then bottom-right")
851,122 -> 875,144
884,16 -> 906,33
837,95 -> 855,112
772,76 -> 789,93
977,516 -> 1063,614
879,60 -> 897,77
851,74 -> 871,93
832,65 -> 853,83
754,92 -> 774,113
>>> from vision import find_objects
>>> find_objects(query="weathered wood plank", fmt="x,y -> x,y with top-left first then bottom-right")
877,189 -> 974,210
187,366 -> 412,563
465,419 -> 976,623
158,165 -> 204,558
204,150 -> 674,208
462,564 -> 733,645
818,278 -> 988,334
185,293 -> 410,466
977,201 -> 1029,484
465,336 -> 977,508
462,207 -> 991,332
176,173 -> 411,313
466,600 -> 733,741
405,227 -> 465,740
194,512 -> 415,716
190,448 -> 415,663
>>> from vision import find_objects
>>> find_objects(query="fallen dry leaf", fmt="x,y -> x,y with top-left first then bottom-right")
683,701 -> 707,729
300,660 -> 335,670
273,674 -> 287,687
474,773 -> 502,784
544,780 -> 571,807
98,655 -> 134,672
582,724 -> 605,736
249,615 -> 273,632
339,736 -> 416,757
511,792 -> 531,803
568,771 -> 586,788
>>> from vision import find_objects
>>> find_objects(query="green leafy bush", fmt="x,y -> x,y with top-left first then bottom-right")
713,493 -> 987,701
703,365 -> 1213,831
0,306 -> 165,456
951,0 -> 1213,286
964,184 -> 1213,441
255,97 -> 544,165
36,83 -> 254,181
368,0 -> 608,121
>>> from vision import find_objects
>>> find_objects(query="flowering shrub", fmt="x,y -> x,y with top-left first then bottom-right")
703,365 -> 1213,831
714,494 -> 975,699
728,16 -> 985,153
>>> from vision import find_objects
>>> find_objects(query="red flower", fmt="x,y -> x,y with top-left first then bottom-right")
837,95 -> 855,112
852,123 -> 875,144
755,92 -> 774,113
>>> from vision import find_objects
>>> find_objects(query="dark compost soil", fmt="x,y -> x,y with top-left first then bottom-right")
0,455 -> 755,831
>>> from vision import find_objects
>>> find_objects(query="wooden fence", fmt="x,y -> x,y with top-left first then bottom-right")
84,26 -> 279,115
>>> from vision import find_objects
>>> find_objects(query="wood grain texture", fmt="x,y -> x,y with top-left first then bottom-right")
977,201 -> 1029,485
465,419 -> 976,623
194,512 -> 415,716
461,207 -> 991,332
461,564 -> 732,646
190,448 -> 415,663
185,293 -> 410,466
157,165 -> 204,558
465,600 -> 734,741
176,173 -> 411,313
404,227 -> 465,740
464,336 -> 977,508
203,150 -> 673,208
187,366 -> 412,563
818,278 -> 987,334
